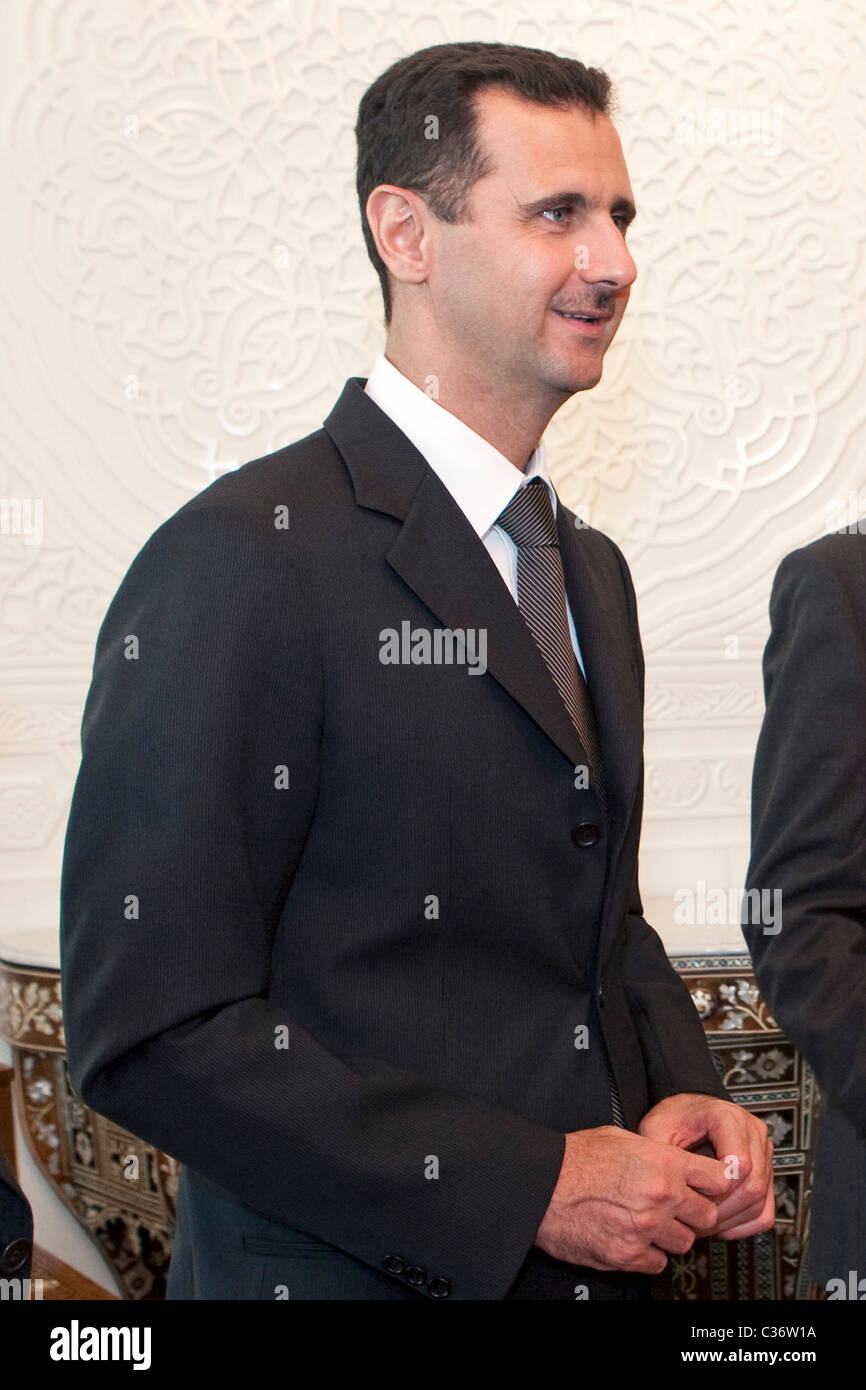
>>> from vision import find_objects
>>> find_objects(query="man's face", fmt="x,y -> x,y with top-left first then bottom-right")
426,86 -> 637,397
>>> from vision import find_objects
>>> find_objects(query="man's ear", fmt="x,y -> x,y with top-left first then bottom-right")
365,185 -> 430,290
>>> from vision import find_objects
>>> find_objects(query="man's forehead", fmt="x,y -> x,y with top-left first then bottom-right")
473,84 -> 630,185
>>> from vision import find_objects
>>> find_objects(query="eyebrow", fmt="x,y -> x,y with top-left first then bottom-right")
518,191 -> 637,225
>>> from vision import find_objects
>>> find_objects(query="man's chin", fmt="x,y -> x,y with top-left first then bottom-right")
546,361 -> 604,395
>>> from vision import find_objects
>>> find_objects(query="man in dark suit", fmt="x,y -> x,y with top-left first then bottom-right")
742,529 -> 866,1294
60,41 -> 772,1300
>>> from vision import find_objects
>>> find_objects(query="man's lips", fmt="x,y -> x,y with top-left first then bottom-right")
552,308 -> 611,336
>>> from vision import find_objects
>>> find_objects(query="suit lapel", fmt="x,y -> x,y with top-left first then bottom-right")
386,465 -> 589,770
323,377 -> 638,808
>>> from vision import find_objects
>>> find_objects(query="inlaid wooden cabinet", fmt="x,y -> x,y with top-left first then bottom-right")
0,944 -> 821,1300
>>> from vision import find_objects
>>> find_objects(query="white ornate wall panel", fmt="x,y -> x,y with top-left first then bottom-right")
2,1 -> 864,970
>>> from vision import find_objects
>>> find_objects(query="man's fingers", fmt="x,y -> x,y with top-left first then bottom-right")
712,1131 -> 774,1224
695,1148 -> 776,1238
702,1115 -> 756,1184
655,1217 -> 702,1256
632,1247 -> 670,1276
715,1149 -> 775,1233
639,1113 -> 701,1145
677,1189 -> 725,1232
712,1182 -> 767,1231
717,1179 -> 776,1240
682,1151 -> 736,1197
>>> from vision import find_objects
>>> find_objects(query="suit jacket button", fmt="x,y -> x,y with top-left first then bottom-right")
383,1255 -> 405,1276
428,1276 -> 451,1298
0,1237 -> 31,1275
571,822 -> 601,847
405,1265 -> 427,1286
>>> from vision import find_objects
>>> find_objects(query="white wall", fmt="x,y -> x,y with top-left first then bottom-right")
1,0 -> 862,1286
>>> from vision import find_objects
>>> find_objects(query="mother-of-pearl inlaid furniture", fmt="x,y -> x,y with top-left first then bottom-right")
0,927 -> 820,1300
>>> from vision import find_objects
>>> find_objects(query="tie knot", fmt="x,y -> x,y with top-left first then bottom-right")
495,477 -> 558,548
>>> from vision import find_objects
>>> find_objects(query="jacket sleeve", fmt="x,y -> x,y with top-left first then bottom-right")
742,542 -> 866,1135
0,1138 -> 33,1281
59,504 -> 565,1301
603,534 -> 731,1107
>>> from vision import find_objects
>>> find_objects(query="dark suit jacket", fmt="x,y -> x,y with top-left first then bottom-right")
59,376 -> 729,1300
742,532 -> 866,1285
0,1141 -> 33,1283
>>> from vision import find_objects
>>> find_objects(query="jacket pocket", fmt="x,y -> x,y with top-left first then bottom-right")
242,1233 -> 341,1257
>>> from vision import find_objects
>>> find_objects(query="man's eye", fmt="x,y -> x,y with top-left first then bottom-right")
542,207 -> 631,232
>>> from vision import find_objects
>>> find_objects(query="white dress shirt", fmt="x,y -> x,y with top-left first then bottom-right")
364,352 -> 586,678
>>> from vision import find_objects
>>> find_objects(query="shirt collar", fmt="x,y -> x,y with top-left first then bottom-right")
363,352 -> 557,540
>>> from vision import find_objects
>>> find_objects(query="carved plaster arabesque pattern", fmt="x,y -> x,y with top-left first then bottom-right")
4,1 -> 864,945
1,4 -> 863,1035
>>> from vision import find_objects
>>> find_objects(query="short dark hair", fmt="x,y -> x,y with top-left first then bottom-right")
355,42 -> 615,326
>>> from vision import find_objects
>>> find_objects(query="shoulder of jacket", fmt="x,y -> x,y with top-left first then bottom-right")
146,428 -> 351,545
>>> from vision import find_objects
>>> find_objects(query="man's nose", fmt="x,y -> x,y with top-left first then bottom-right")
576,221 -> 637,292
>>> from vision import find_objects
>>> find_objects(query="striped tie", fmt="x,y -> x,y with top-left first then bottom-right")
605,1046 -> 626,1127
496,477 -> 624,1127
495,478 -> 607,809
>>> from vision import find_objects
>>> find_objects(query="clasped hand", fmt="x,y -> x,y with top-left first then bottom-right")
534,1094 -> 775,1274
